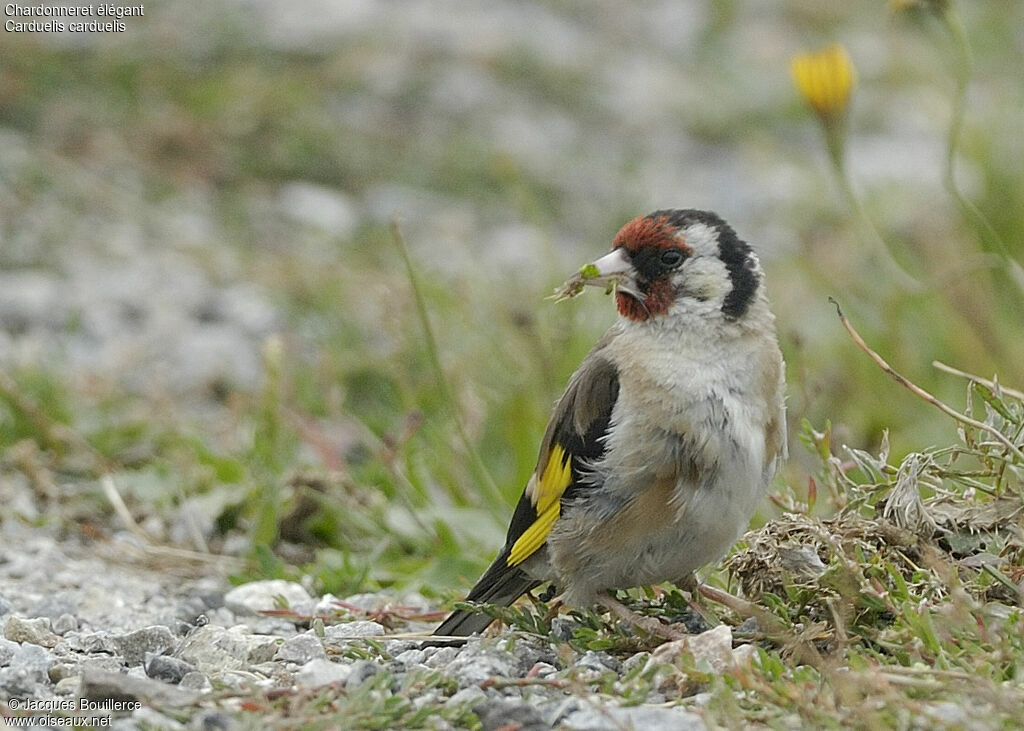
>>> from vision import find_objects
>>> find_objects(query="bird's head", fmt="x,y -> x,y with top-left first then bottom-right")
564,209 -> 763,324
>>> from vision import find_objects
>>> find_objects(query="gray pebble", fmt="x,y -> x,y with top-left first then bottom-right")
145,653 -> 197,684
223,580 -> 311,615
293,657 -> 351,688
345,659 -> 381,690
563,704 -> 707,730
423,645 -> 460,668
79,668 -> 198,707
734,616 -> 761,636
576,650 -> 621,674
474,699 -> 549,731
178,671 -> 213,692
0,642 -> 55,695
549,617 -> 577,642
51,613 -> 79,635
446,685 -> 487,708
63,630 -> 120,655
114,625 -> 177,667
393,648 -> 427,668
273,632 -> 327,664
0,637 -> 18,665
4,616 -> 60,647
447,644 -> 517,688
53,676 -> 81,696
324,620 -> 386,640
175,625 -> 280,672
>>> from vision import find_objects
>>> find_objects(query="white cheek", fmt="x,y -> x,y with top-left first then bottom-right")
677,258 -> 729,304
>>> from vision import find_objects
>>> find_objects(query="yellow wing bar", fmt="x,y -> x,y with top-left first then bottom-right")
507,443 -> 573,566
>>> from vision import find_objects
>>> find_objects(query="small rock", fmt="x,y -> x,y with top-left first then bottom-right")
323,620 -> 385,640
63,630 -> 119,655
445,685 -> 487,708
123,706 -> 188,730
274,633 -> 327,664
0,642 -> 55,695
423,645 -> 460,668
178,671 -> 212,692
339,593 -> 390,613
549,617 -> 577,642
688,691 -> 714,707
525,661 -> 558,678
575,650 -> 621,674
650,624 -> 734,674
175,625 -> 280,672
563,704 -> 706,730
345,660 -> 381,689
115,625 -> 177,667
308,593 -> 342,617
0,637 -> 18,665
393,648 -> 427,669
383,640 -> 417,656
672,608 -> 711,635
54,676 -> 80,696
235,615 -> 300,637
79,668 -> 198,708
545,698 -> 584,726
447,643 -> 517,688
474,699 -> 548,731
686,624 -> 734,673
294,658 -> 351,688
48,662 -> 78,683
734,617 -> 760,636
145,654 -> 196,684
620,651 -> 651,675
52,613 -> 78,635
732,643 -> 758,668
223,580 -> 312,615
62,657 -> 126,682
0,595 -> 12,618
4,616 -> 60,647
508,637 -> 558,674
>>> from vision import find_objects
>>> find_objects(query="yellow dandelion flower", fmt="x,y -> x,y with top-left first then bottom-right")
790,44 -> 857,121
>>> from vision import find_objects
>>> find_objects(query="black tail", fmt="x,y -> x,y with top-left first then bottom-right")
433,554 -> 539,637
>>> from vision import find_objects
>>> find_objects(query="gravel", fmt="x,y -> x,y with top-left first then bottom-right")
0,524 -> 751,727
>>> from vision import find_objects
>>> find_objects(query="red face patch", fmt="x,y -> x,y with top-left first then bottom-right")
612,215 -> 689,253
611,215 -> 689,321
615,278 -> 674,321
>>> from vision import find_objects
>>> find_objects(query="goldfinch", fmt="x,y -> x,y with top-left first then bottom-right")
435,209 -> 786,638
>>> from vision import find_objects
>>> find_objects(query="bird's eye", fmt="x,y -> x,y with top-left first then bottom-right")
660,249 -> 684,268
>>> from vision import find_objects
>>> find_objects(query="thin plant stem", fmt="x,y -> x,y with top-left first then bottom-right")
830,298 -> 1024,462
937,7 -> 1024,298
392,219 -> 506,519
825,125 -> 922,292
931,360 -> 1024,402
939,9 -> 1008,256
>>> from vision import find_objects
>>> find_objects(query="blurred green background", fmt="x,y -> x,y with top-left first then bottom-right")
1,0 -> 1021,597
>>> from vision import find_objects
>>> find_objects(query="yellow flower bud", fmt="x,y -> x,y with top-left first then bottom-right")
790,44 -> 857,121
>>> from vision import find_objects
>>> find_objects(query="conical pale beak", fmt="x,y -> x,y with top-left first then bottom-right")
553,247 -> 635,300
582,248 -> 632,283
